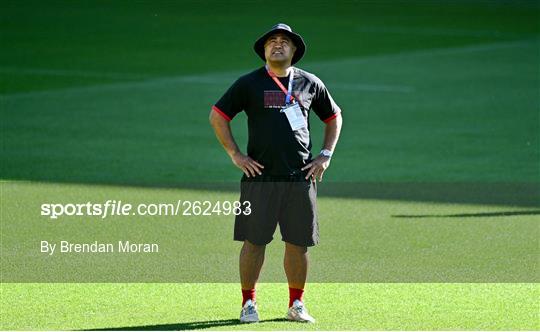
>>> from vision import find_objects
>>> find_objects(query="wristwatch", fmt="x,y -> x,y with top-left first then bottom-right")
320,149 -> 333,158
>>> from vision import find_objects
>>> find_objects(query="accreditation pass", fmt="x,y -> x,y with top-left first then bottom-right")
281,102 -> 306,131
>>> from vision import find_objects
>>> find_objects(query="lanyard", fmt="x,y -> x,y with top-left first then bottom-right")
265,65 -> 295,105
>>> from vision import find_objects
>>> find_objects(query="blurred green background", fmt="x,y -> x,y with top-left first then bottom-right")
1,0 -> 539,196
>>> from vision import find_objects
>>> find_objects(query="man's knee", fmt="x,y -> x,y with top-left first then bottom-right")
242,240 -> 266,255
285,241 -> 307,254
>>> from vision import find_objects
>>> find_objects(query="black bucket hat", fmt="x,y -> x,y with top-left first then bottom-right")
253,23 -> 306,65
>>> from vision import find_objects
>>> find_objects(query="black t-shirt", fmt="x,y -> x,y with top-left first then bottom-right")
213,66 -> 341,176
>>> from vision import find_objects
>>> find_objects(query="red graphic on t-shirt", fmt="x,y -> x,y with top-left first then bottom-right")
264,91 -> 301,109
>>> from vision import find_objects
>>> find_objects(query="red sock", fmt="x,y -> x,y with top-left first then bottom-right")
289,287 -> 304,307
242,288 -> 255,306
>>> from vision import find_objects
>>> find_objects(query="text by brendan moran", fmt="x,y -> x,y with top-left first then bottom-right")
41,240 -> 159,255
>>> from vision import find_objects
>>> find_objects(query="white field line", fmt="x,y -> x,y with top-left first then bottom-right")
306,38 -> 537,68
0,74 -> 239,101
1,39 -> 536,101
356,26 -> 520,38
0,66 -> 147,80
327,83 -> 415,93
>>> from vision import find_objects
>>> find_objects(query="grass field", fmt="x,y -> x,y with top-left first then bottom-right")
1,0 -> 539,330
2,283 -> 538,330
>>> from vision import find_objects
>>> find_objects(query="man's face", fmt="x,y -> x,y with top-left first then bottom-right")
264,33 -> 296,64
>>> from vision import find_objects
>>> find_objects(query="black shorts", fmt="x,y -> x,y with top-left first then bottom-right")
234,174 -> 319,247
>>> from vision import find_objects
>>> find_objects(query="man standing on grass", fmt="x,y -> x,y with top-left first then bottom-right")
209,23 -> 342,323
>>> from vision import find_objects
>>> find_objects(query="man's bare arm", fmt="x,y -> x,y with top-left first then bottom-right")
301,114 -> 343,181
209,110 -> 264,177
322,114 -> 342,152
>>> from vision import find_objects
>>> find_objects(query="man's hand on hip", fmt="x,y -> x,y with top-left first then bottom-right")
301,155 -> 331,182
231,152 -> 264,178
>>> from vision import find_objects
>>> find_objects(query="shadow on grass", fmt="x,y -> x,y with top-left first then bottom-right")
5,179 -> 539,207
90,318 -> 289,331
393,210 -> 540,218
